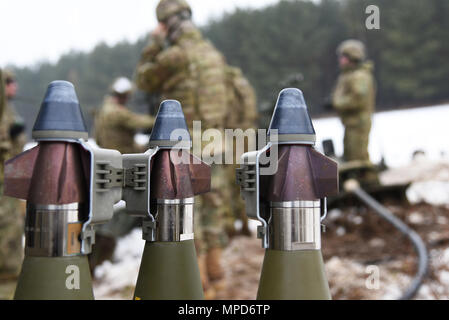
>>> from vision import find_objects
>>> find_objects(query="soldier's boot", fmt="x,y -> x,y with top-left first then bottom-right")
225,222 -> 237,239
240,216 -> 252,237
197,254 -> 216,300
206,247 -> 226,292
88,234 -> 117,276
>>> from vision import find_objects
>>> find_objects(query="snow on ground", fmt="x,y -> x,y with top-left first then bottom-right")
325,256 -> 409,300
93,228 -> 144,300
93,225 -> 449,300
407,182 -> 449,207
378,153 -> 449,207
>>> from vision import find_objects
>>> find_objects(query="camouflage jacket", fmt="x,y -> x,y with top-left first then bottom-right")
94,96 -> 155,154
0,69 -> 11,182
332,62 -> 376,127
224,66 -> 257,131
135,27 -> 227,130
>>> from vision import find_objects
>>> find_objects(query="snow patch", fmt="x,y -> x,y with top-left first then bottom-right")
407,181 -> 449,207
93,228 -> 144,300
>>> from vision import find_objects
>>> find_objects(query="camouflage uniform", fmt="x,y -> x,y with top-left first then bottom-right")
94,96 -> 155,154
223,66 -> 258,236
3,103 -> 26,157
332,40 -> 376,162
135,9 -> 229,256
90,94 -> 154,273
136,1 -> 238,294
0,69 -> 24,299
1,70 -> 26,161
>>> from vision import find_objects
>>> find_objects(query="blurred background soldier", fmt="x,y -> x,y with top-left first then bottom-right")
332,40 -> 376,163
94,77 -> 155,153
89,77 -> 155,274
331,40 -> 377,184
135,0 -> 247,299
0,68 -> 24,299
224,66 -> 257,237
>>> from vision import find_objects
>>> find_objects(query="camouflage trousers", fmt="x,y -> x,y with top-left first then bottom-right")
0,187 -> 24,278
343,122 -> 371,162
195,164 -> 230,254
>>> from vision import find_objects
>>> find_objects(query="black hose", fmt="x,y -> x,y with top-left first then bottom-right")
351,186 -> 429,300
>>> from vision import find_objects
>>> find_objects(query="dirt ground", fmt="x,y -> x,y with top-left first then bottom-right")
90,199 -> 449,300
213,202 -> 449,300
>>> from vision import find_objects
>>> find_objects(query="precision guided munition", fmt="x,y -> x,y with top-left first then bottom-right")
237,88 -> 339,299
4,81 -> 122,300
123,100 -> 211,300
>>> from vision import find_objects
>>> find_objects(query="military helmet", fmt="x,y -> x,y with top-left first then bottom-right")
111,77 -> 133,95
156,0 -> 191,22
337,39 -> 366,62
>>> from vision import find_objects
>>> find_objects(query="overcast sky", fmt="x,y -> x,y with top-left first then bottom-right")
0,0 -> 280,67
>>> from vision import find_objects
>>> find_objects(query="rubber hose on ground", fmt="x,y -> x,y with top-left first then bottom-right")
344,181 -> 429,300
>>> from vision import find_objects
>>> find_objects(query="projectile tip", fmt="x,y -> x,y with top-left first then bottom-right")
32,81 -> 88,140
149,100 -> 191,149
268,88 -> 316,144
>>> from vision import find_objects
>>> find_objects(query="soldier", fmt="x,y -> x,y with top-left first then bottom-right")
94,77 -> 155,153
90,77 -> 155,273
332,40 -> 376,164
224,66 -> 258,237
135,0 -> 236,298
0,68 -> 24,299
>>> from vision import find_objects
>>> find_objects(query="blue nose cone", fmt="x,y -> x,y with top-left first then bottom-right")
32,81 -> 88,140
268,88 -> 316,144
149,100 -> 191,148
